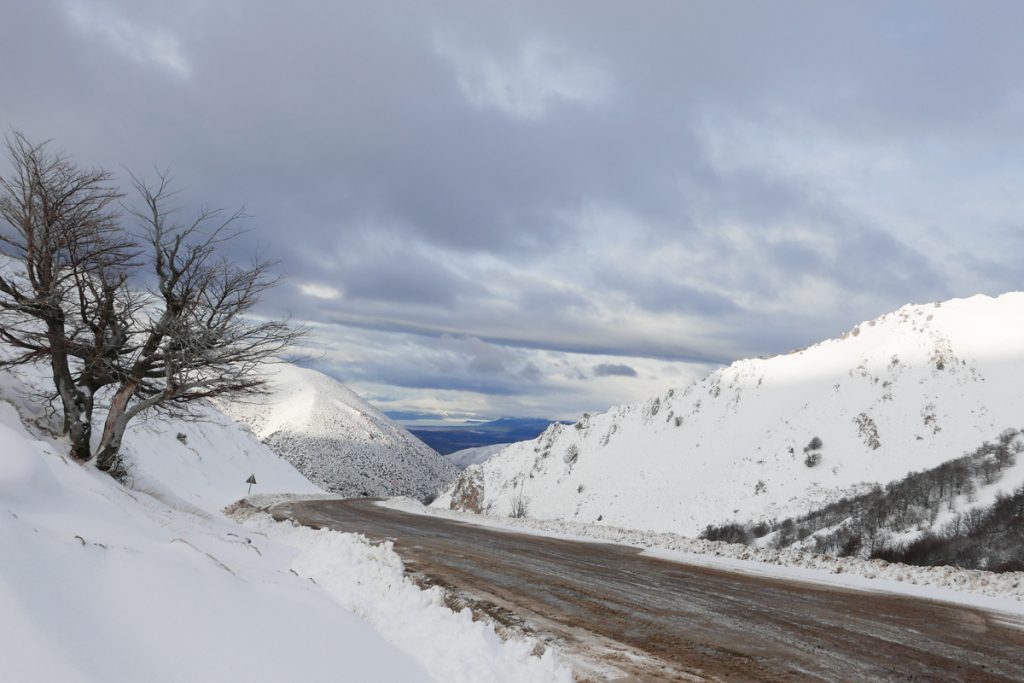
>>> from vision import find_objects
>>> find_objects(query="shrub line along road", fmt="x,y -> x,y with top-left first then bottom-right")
271,498 -> 1024,682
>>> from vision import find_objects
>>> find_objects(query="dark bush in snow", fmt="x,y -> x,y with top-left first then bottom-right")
700,429 -> 1024,571
700,523 -> 750,545
871,484 -> 1024,571
509,495 -> 528,518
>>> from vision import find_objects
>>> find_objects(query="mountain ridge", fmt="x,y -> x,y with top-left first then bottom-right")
436,292 -> 1024,535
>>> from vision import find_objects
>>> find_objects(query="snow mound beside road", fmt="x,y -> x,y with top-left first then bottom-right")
248,514 -> 572,683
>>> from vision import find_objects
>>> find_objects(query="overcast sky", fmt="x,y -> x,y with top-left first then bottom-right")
2,1 -> 1023,422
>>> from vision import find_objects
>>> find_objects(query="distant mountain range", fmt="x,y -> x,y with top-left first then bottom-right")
405,418 -> 567,455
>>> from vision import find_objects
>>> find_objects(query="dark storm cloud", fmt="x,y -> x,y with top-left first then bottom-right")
339,360 -> 527,397
3,1 -> 1024,416
339,249 -> 473,307
593,363 -> 637,378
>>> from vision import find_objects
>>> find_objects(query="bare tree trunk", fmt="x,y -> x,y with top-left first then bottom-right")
49,336 -> 94,461
95,382 -> 135,474
64,384 -> 93,462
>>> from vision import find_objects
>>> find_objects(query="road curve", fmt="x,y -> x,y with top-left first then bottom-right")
271,498 -> 1024,682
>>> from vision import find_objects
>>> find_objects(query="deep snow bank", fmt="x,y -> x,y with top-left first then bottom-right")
241,512 -> 571,683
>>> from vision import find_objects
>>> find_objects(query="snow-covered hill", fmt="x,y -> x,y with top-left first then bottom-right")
217,363 -> 459,500
436,293 -> 1024,536
446,444 -> 509,470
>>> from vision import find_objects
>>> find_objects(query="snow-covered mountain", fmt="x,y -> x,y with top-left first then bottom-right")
436,293 -> 1024,535
218,363 -> 459,500
446,444 -> 510,470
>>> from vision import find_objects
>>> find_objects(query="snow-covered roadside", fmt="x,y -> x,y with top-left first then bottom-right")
381,498 -> 1024,615
235,508 -> 572,683
0,357 -> 571,683
0,416 -> 425,682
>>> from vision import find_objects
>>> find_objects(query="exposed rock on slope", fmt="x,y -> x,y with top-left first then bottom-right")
218,363 -> 458,500
436,294 -> 1024,535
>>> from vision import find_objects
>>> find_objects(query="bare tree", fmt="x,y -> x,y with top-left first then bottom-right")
0,132 -> 136,460
94,173 -> 304,476
0,135 -> 302,474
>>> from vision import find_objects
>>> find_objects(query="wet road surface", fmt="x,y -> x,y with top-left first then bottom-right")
271,498 -> 1024,681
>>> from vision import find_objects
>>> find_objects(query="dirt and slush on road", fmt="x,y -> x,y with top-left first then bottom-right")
270,498 -> 1024,682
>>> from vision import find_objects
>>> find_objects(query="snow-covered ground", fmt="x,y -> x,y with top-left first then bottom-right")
216,363 -> 458,500
0,362 -> 571,683
236,509 -> 570,682
386,498 -> 1024,614
437,293 -> 1024,536
0,404 -> 422,682
446,443 -> 509,470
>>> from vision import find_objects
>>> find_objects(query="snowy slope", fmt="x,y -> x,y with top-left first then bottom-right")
0,362 -> 570,682
436,293 -> 1024,535
0,364 -> 322,510
0,361 -> 426,682
446,444 -> 510,470
0,408 -> 427,683
217,363 -> 458,500
0,253 -> 322,509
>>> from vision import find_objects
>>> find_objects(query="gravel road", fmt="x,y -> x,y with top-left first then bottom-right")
271,498 -> 1024,682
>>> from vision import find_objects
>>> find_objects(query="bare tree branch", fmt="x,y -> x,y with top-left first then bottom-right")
0,131 -> 136,460
95,174 -> 305,475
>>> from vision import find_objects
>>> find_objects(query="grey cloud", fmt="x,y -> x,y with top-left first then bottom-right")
339,250 -> 473,307
615,276 -> 740,317
318,311 -> 733,364
3,1 -> 1023,418
350,366 -> 527,396
380,410 -> 450,422
593,363 -> 637,377
521,362 -> 542,380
